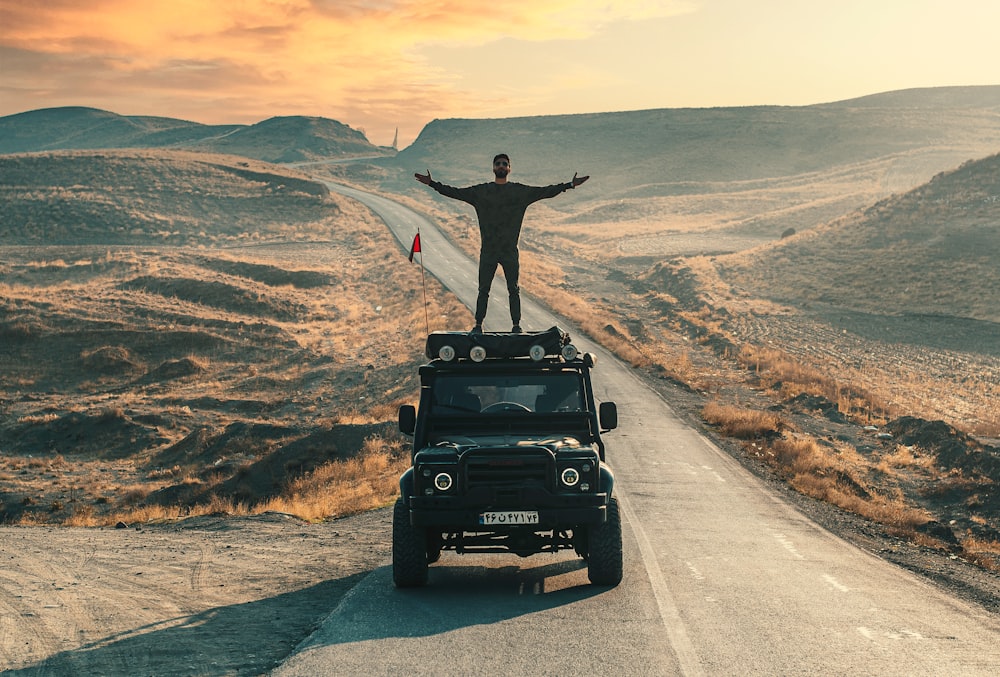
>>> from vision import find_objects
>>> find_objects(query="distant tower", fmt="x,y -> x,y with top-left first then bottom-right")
392,127 -> 398,151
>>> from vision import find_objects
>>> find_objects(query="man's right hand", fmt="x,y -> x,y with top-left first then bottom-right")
414,170 -> 432,185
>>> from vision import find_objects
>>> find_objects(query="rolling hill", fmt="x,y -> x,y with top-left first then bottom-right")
381,86 -> 1000,197
0,107 -> 393,162
714,151 -> 1000,325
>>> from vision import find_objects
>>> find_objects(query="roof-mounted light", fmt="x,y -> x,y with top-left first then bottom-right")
561,344 -> 579,361
529,344 -> 546,361
469,346 -> 487,362
438,345 -> 456,361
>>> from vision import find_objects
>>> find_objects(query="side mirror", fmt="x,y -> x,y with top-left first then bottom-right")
398,405 -> 416,435
599,401 -> 618,431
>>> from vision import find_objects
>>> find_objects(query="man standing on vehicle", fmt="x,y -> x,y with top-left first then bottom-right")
415,154 -> 588,333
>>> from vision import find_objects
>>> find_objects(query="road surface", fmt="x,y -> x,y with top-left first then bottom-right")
275,181 -> 1000,676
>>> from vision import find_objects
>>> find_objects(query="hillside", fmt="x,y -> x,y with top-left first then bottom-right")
714,152 -> 1000,325
0,150 -> 337,245
0,148 -> 464,525
184,115 -> 390,162
627,152 -> 999,438
0,107 -> 237,153
381,86 -> 1000,191
0,107 -> 392,162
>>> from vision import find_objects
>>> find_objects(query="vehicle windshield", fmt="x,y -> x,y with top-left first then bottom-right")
431,372 -> 584,414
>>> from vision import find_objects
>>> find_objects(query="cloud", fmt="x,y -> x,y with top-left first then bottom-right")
0,0 -> 694,145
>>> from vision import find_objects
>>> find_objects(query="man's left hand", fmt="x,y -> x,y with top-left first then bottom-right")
571,172 -> 589,187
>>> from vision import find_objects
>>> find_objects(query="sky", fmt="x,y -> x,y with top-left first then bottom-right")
1,0 -> 998,148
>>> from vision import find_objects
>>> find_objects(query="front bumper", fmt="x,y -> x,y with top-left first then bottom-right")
408,491 -> 608,529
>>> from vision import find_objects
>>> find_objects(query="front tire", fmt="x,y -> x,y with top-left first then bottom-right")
587,497 -> 623,586
392,497 -> 428,587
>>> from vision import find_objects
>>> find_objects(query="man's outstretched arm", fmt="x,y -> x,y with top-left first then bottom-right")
414,171 -> 476,203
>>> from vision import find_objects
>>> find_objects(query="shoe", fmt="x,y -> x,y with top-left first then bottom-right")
511,325 -> 523,333
471,324 -> 483,334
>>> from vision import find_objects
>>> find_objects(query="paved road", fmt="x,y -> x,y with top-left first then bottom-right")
276,181 -> 1000,676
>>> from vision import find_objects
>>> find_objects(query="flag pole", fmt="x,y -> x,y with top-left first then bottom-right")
409,229 -> 429,334
418,234 -> 429,335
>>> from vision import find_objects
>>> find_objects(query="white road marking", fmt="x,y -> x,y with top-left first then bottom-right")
822,573 -> 850,592
768,529 -> 806,560
617,491 -> 705,677
686,562 -> 706,581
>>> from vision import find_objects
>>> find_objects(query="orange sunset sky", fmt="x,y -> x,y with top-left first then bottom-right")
1,0 -> 998,148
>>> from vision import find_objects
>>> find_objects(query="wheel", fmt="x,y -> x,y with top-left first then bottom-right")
586,497 -> 623,586
481,401 -> 532,413
392,497 -> 428,587
426,531 -> 443,564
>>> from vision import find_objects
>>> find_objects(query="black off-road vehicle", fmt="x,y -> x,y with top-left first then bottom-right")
394,327 -> 622,587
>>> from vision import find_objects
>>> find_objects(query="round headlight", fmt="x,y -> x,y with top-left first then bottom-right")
561,467 -> 580,486
470,346 -> 487,362
438,345 -> 456,361
561,344 -> 579,361
529,344 -> 546,361
434,472 -> 453,491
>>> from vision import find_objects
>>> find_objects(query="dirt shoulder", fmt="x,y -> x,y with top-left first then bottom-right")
0,510 -> 391,676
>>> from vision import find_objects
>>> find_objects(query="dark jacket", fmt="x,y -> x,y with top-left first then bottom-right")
428,180 -> 571,254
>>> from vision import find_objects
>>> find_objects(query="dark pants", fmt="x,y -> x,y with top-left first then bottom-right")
475,249 -> 520,326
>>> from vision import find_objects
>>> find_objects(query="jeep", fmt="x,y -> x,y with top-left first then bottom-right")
394,327 -> 622,587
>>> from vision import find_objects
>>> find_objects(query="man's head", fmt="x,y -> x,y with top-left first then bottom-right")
492,153 -> 510,182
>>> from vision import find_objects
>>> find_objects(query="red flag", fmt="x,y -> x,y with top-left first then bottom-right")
408,232 -> 421,262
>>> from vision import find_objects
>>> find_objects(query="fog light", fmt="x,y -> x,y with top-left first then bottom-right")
580,482 -> 590,491
529,344 -> 546,361
470,346 -> 487,362
434,472 -> 453,491
561,344 -> 578,361
561,467 -> 580,486
438,345 -> 456,361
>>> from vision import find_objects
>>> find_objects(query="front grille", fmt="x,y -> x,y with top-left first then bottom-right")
463,449 -> 551,490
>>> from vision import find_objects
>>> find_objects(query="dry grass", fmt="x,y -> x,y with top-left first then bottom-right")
747,434 -> 933,532
258,435 -> 409,521
960,536 -> 1000,572
701,400 -> 786,439
58,435 -> 411,526
737,344 -> 895,425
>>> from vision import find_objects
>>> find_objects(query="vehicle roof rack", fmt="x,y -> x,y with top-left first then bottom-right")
425,326 -> 578,363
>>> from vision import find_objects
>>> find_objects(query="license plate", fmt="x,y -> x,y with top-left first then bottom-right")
479,511 -> 539,525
